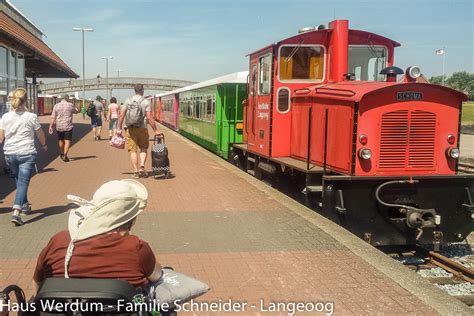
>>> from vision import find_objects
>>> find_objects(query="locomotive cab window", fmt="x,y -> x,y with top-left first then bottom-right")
258,54 -> 272,95
348,46 -> 387,81
277,88 -> 290,113
278,45 -> 324,82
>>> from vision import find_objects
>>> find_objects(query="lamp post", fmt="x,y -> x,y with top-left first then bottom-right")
101,56 -> 113,106
435,47 -> 446,86
114,69 -> 124,78
73,27 -> 93,111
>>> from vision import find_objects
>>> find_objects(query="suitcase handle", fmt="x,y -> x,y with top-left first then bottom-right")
154,133 -> 165,144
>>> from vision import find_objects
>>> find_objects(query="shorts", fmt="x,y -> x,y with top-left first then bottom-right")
125,127 -> 149,152
91,116 -> 102,128
57,129 -> 73,141
109,118 -> 118,130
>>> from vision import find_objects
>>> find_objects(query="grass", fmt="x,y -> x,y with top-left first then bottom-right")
462,102 -> 474,125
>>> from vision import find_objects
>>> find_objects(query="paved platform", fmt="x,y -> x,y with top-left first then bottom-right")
460,133 -> 474,160
0,115 -> 471,315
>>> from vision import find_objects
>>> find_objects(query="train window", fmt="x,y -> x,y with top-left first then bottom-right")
196,98 -> 200,118
206,97 -> 212,121
258,54 -> 272,95
348,46 -> 387,81
277,88 -> 290,113
212,96 -> 216,121
251,65 -> 257,95
201,99 -> 205,121
279,45 -> 324,81
206,97 -> 212,114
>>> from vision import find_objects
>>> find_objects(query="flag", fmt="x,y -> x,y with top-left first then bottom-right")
435,49 -> 444,55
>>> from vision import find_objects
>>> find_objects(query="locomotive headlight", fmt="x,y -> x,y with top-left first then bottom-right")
406,66 -> 422,79
358,148 -> 372,160
447,147 -> 460,159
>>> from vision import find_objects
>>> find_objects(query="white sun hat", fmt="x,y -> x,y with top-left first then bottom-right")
64,179 -> 148,277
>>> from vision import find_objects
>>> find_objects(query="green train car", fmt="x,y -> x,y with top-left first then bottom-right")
156,72 -> 248,159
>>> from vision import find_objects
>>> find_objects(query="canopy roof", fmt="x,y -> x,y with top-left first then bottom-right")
0,5 -> 78,78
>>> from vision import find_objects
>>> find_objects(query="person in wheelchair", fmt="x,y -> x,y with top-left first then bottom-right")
32,179 -> 165,313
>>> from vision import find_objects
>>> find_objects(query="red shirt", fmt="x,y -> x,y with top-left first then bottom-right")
33,230 -> 156,287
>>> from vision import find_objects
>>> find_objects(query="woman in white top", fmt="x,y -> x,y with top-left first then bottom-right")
0,88 -> 48,226
107,97 -> 120,139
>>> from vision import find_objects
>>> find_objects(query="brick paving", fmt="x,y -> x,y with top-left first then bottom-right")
0,115 -> 439,315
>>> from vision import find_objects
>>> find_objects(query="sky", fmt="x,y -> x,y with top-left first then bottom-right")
11,0 -> 474,99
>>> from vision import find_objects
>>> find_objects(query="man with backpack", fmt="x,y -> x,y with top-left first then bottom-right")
117,84 -> 160,178
87,96 -> 104,140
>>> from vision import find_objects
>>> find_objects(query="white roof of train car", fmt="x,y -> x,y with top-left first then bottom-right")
155,71 -> 248,98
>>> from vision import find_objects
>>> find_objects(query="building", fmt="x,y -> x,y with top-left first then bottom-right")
0,0 -> 77,114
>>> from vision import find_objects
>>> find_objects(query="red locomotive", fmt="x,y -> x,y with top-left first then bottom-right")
231,20 -> 473,247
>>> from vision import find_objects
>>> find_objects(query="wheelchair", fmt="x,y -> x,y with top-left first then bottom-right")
1,278 -> 177,316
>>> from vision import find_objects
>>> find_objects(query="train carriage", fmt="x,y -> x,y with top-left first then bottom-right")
230,20 -> 474,247
157,72 -> 248,159
155,93 -> 179,130
37,94 -> 56,115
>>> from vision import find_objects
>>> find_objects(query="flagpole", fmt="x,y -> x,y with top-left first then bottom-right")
442,46 -> 446,86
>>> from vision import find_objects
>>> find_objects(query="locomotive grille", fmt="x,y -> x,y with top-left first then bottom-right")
379,110 -> 436,170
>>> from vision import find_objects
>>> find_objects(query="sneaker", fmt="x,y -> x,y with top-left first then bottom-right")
63,155 -> 70,162
109,136 -> 112,140
133,172 -> 140,179
60,154 -> 65,161
94,136 -> 98,141
11,215 -> 24,226
97,135 -> 102,141
21,203 -> 32,215
138,167 -> 148,178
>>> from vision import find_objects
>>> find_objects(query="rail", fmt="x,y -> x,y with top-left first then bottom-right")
383,245 -> 474,307
458,162 -> 474,174
424,249 -> 474,283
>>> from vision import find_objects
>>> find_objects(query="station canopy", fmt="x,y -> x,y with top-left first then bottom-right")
0,8 -> 78,78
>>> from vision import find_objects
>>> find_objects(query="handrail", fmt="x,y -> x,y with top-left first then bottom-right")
294,88 -> 311,95
307,107 -> 312,170
315,87 -> 356,97
323,108 -> 329,175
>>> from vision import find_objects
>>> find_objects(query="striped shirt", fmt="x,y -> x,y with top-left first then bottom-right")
52,101 -> 78,131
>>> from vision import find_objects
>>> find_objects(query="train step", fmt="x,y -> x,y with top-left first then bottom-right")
305,185 -> 323,193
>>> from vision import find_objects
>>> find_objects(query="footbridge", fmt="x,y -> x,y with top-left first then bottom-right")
38,77 -> 196,94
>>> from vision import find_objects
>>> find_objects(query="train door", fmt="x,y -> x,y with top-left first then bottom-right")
248,52 -> 273,157
246,64 -> 257,147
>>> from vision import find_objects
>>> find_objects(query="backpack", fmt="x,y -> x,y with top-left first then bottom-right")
125,97 -> 145,128
86,103 -> 97,117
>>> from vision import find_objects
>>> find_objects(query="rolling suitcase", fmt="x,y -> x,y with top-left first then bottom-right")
152,133 -> 170,179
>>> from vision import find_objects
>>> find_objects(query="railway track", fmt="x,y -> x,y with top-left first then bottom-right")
383,245 -> 474,307
459,162 -> 474,174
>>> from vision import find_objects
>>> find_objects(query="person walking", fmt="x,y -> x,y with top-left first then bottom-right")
90,96 -> 103,140
0,91 -> 14,175
0,88 -> 48,226
107,97 -> 120,139
80,103 -> 87,119
48,94 -> 79,162
118,84 -> 160,178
